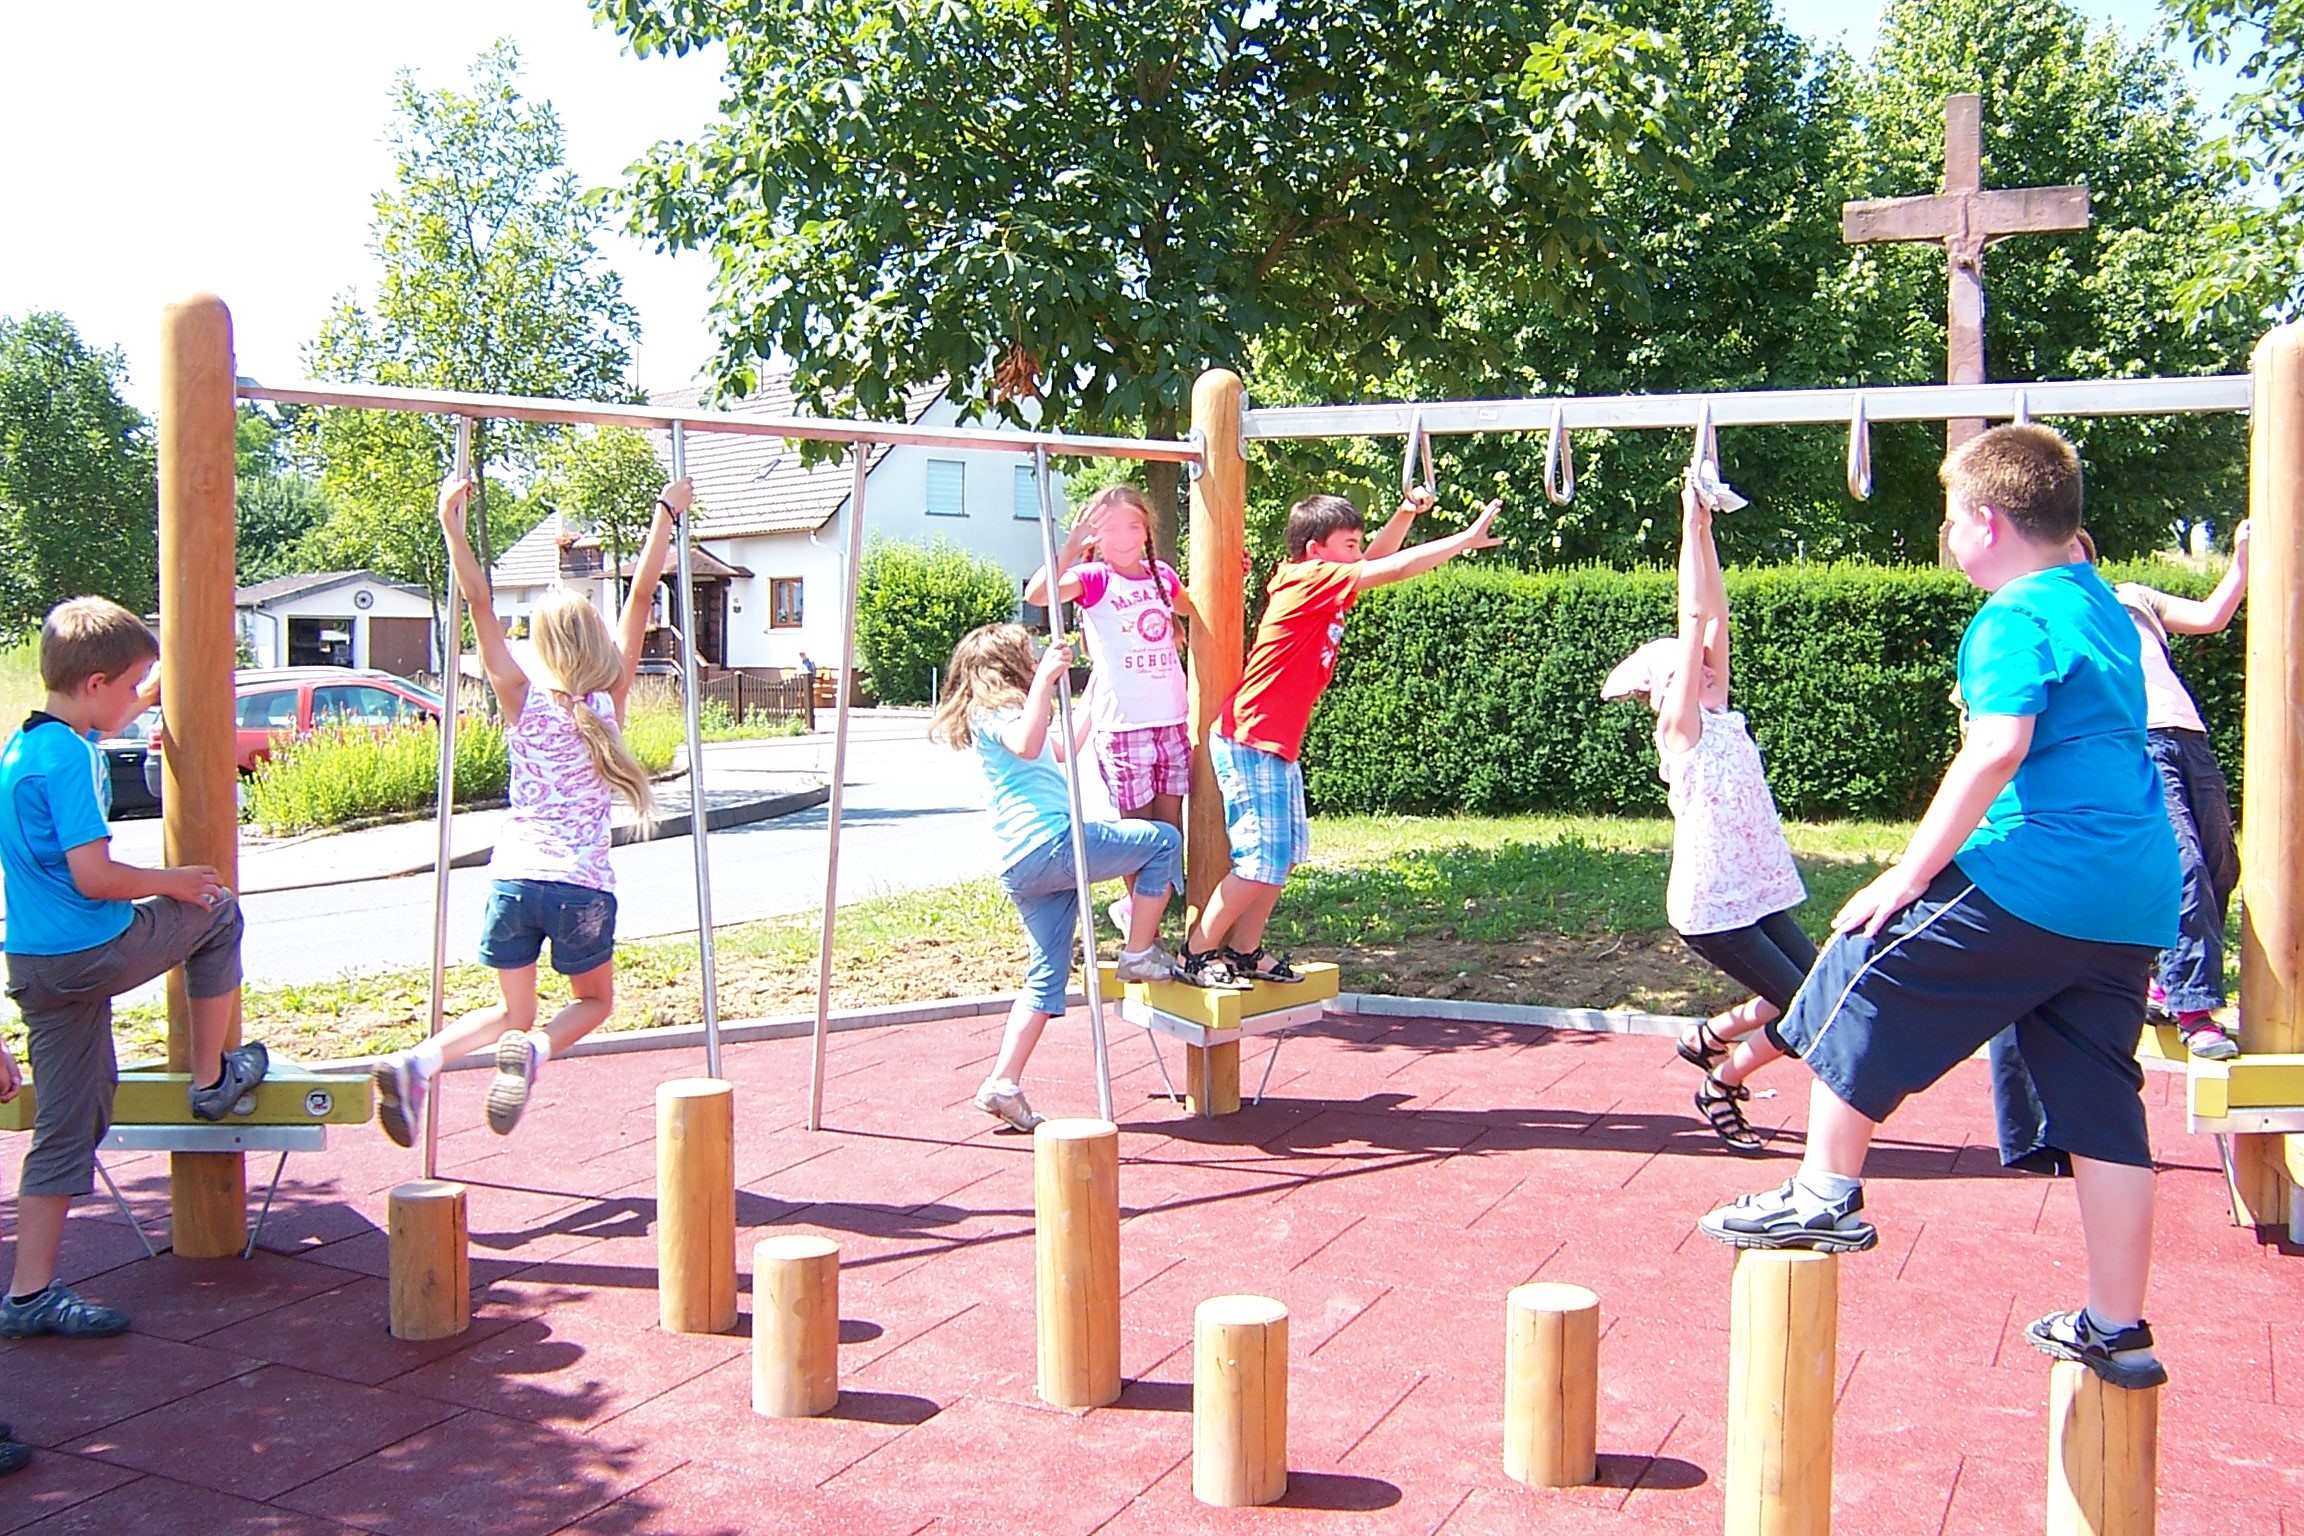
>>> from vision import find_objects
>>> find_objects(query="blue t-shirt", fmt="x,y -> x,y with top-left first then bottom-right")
1953,563 -> 2180,947
1,715 -> 133,956
973,707 -> 1072,870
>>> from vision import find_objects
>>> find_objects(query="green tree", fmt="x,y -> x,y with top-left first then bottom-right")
234,404 -> 330,583
0,313 -> 156,637
2167,0 -> 2304,317
595,0 -> 1690,559
536,426 -> 666,607
854,539 -> 1019,704
301,40 -> 639,619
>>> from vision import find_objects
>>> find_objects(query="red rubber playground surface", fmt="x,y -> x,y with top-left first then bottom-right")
3,1008 -> 2298,1535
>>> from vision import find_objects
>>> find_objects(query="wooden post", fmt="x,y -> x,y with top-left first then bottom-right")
2047,1363 -> 2157,1536
387,1180 -> 470,1341
2237,321 -> 2304,1230
1034,1118 -> 1121,1408
752,1234 -> 840,1417
657,1078 -> 737,1334
158,294 -> 246,1259
1185,369 -> 1247,1111
1194,1294 -> 1289,1507
1726,1251 -> 1837,1536
1503,1281 -> 1600,1488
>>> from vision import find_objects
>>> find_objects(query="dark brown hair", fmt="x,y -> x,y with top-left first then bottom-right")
1285,494 -> 1364,560
1940,424 -> 2084,545
39,597 -> 158,693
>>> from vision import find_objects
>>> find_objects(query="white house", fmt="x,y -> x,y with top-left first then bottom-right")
235,571 -> 439,675
490,374 -> 1066,670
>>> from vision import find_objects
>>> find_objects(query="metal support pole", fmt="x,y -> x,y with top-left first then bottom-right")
806,443 -> 870,1130
422,418 -> 471,1181
670,423 -> 723,1079
1033,445 -> 1116,1122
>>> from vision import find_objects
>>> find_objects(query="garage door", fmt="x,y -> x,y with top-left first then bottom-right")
367,617 -> 432,677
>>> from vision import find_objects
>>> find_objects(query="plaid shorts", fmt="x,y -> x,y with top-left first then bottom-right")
1209,732 -> 1310,885
1096,722 -> 1192,810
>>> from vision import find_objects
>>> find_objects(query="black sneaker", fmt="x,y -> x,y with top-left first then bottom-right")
2025,1309 -> 2168,1390
1698,1178 -> 1878,1252
0,1280 -> 130,1340
189,1041 -> 270,1123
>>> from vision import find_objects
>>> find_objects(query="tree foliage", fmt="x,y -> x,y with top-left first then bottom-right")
0,313 -> 156,637
854,539 -> 1019,704
2168,0 -> 2304,318
536,426 -> 666,605
234,405 -> 330,584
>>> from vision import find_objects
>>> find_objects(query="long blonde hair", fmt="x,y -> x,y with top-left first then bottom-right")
530,588 -> 657,824
927,623 -> 1038,749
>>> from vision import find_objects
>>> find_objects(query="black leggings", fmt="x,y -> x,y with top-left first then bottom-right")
1677,908 -> 1819,1013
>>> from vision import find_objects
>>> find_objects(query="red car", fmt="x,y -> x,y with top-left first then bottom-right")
230,667 -> 444,773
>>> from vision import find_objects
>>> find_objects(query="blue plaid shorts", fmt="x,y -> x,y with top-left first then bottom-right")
1209,732 -> 1310,885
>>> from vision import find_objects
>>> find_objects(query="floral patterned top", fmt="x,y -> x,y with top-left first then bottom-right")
491,688 -> 618,893
1657,706 -> 1806,936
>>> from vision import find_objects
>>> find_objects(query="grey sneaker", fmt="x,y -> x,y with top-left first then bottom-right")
189,1042 -> 269,1123
486,1032 -> 542,1135
2180,1020 -> 2240,1061
973,1080 -> 1044,1133
0,1281 -> 130,1340
1698,1178 -> 1878,1252
1115,945 -> 1176,983
373,1053 -> 429,1149
2025,1309 -> 2168,1390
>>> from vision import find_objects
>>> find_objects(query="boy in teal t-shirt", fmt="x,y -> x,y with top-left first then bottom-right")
1698,425 -> 2180,1393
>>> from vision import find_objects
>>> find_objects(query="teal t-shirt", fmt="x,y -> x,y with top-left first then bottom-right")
972,707 -> 1072,870
1,714 -> 133,956
1953,563 -> 2180,947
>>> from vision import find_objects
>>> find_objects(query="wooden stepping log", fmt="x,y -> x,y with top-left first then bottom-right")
753,1235 -> 841,1418
1035,1118 -> 1121,1409
658,1078 -> 737,1335
1194,1294 -> 1289,1507
1726,1250 -> 1837,1536
389,1179 -> 470,1341
1504,1281 -> 1600,1487
2047,1361 -> 2157,1536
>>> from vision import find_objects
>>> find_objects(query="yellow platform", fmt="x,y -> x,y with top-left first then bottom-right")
1096,960 -> 1340,1033
2187,1051 -> 2304,1125
0,1058 -> 375,1134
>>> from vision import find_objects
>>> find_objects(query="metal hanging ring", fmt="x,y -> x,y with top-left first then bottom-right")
1401,408 -> 1435,498
1847,394 -> 1873,502
2013,388 -> 2031,426
1544,403 -> 1575,505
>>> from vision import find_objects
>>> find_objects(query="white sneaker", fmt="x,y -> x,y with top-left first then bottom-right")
1115,945 -> 1176,983
973,1080 -> 1044,1132
486,1032 -> 543,1135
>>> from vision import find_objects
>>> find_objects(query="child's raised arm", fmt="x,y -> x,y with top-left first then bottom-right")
1365,486 -> 1432,561
2151,519 -> 2251,634
998,637 -> 1075,761
439,476 -> 527,720
614,477 -> 693,707
1655,483 -> 1717,757
1023,504 -> 1105,609
1353,499 -> 1505,592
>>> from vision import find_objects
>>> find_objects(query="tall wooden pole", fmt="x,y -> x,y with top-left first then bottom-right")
2236,322 -> 2304,1229
158,295 -> 245,1258
1185,371 -> 1246,1107
1034,1118 -> 1122,1408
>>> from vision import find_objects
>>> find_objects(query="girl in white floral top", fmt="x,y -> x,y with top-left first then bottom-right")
1601,476 -> 1811,1152
372,469 -> 691,1148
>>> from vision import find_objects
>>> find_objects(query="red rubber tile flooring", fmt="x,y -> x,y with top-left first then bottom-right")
3,1008 -> 2298,1535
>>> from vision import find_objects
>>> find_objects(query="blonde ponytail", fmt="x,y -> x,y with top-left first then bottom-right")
530,589 -> 658,827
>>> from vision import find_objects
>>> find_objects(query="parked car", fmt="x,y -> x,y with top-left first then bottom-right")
103,707 -> 163,819
142,668 -> 446,805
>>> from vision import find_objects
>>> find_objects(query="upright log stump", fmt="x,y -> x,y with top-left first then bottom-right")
388,1180 -> 469,1341
1194,1294 -> 1289,1507
657,1078 -> 736,1334
1726,1251 -> 1838,1536
753,1235 -> 840,1418
1035,1118 -> 1121,1408
2047,1362 -> 2158,1536
1504,1282 -> 1600,1487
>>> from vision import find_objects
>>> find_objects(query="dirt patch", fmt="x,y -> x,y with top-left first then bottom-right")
1327,929 -> 1741,1017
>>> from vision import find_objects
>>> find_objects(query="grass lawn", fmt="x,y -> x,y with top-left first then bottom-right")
0,642 -> 40,723
22,814 -> 1915,1068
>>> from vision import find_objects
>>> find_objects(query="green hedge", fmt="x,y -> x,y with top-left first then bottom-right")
1300,560 -> 2243,820
857,538 -> 1019,704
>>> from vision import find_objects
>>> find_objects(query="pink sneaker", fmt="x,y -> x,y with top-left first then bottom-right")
2178,1013 -> 2239,1061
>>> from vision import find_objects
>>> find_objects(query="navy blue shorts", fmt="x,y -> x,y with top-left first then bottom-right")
1774,864 -> 2156,1170
478,879 -> 618,976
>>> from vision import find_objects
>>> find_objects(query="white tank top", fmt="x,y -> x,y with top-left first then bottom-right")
490,689 -> 618,892
1072,560 -> 1189,731
1658,707 -> 1807,936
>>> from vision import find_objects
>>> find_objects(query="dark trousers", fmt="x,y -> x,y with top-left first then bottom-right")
2149,728 -> 2238,1014
1678,908 -> 1818,1014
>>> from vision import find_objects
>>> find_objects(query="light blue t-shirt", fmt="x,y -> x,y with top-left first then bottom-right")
1,715 -> 133,956
1954,563 -> 2180,947
973,707 -> 1072,870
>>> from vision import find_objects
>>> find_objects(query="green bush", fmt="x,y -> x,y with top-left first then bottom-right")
1301,558 -> 2242,820
856,538 -> 1018,704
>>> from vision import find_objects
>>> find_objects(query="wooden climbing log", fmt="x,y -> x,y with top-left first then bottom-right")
752,1234 -> 840,1418
1726,1250 -> 1837,1536
1194,1294 -> 1289,1507
1184,1043 -> 1241,1118
1503,1281 -> 1600,1487
657,1078 -> 736,1334
1034,1118 -> 1121,1408
387,1180 -> 469,1341
2047,1361 -> 2158,1536
1185,368 -> 1247,931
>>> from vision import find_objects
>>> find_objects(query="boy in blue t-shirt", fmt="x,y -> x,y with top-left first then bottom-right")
1699,425 -> 2180,1392
0,598 -> 264,1345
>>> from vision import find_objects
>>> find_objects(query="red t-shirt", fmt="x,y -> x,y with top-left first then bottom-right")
1215,559 -> 1359,760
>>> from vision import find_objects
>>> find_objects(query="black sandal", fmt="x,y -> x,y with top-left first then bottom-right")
1676,1019 -> 1730,1072
1224,946 -> 1303,984
1177,946 -> 1254,991
1695,1073 -> 1765,1153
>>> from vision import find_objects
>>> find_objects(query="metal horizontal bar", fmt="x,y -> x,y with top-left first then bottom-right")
1242,375 -> 2252,440
101,1125 -> 329,1153
237,379 -> 1204,464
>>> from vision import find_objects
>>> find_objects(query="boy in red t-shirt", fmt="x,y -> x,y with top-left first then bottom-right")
1177,488 -> 1504,987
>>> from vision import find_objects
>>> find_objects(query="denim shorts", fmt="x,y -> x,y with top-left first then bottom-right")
1001,820 -> 1184,1014
478,879 -> 619,976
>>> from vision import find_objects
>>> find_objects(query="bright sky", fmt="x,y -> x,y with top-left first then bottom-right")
0,2 -> 2245,414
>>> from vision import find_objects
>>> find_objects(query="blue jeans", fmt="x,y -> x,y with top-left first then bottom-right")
2148,728 -> 2238,1014
1001,820 -> 1184,1013
478,879 -> 619,976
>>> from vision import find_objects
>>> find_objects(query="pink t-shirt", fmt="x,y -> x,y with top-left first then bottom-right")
1073,559 -> 1188,732
2113,584 -> 2208,734
491,689 -> 618,892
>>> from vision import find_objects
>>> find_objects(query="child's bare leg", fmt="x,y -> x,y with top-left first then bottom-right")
5,1194 -> 70,1296
1188,873 -> 1283,954
1127,792 -> 1183,831
1799,1079 -> 1879,1180
538,962 -> 614,1055
1715,1028 -> 1786,1090
423,968 -> 540,1067
2070,1155 -> 2155,1325
1125,876 -> 1168,953
991,999 -> 1053,1086
186,991 -> 236,1087
1683,995 -> 1773,1059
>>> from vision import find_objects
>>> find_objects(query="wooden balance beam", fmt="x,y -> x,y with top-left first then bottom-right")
1098,962 -> 1340,1117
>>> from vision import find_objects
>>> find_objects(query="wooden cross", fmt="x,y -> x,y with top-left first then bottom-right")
1842,93 -> 2090,454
